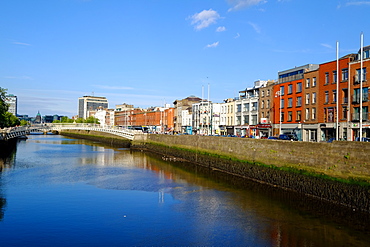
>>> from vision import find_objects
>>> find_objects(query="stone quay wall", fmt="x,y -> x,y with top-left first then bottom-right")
133,134 -> 370,213
59,129 -> 132,148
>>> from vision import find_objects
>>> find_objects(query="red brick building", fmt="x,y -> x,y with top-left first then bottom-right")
349,45 -> 370,140
317,54 -> 356,141
273,64 -> 319,139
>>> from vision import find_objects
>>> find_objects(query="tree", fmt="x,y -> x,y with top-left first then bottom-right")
3,112 -> 20,127
20,119 -> 29,126
0,87 -> 10,128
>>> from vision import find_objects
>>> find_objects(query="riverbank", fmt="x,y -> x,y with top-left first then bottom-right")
59,129 -> 131,148
57,130 -> 370,213
134,134 -> 370,213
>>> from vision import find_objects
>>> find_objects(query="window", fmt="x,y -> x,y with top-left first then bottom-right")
312,92 -> 316,104
236,116 -> 241,125
325,72 -> 329,84
288,111 -> 293,122
342,68 -> 348,81
305,108 -> 310,120
244,115 -> 249,124
288,84 -> 293,94
325,91 -> 329,104
296,111 -> 301,121
342,106 -> 348,120
355,68 -> 367,83
251,115 -> 257,125
281,112 -> 284,122
333,70 -> 337,83
312,107 -> 316,120
353,106 -> 368,120
252,102 -> 258,111
306,93 -> 310,105
306,78 -> 310,88
237,104 -> 242,112
312,77 -> 317,87
343,89 -> 349,103
261,100 -> 265,109
353,88 -> 369,103
280,86 -> 285,95
288,98 -> 293,108
244,103 -> 249,112
267,100 -> 270,109
280,98 -> 285,109
333,90 -> 337,103
296,97 -> 302,107
296,82 -> 302,93
267,89 -> 270,96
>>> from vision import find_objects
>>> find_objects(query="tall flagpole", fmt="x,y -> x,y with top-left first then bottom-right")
336,41 -> 339,141
360,32 -> 364,141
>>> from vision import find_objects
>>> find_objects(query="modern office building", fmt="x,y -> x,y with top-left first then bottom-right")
78,96 -> 108,119
5,94 -> 17,116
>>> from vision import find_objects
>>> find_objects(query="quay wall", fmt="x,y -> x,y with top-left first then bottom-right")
58,129 -> 131,147
133,134 -> 370,213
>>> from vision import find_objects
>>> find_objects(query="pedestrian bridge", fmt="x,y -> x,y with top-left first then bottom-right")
0,124 -> 144,141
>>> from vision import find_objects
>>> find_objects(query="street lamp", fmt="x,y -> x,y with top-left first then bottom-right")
275,90 -> 282,135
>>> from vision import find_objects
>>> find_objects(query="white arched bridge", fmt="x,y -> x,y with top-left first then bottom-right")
0,124 -> 145,141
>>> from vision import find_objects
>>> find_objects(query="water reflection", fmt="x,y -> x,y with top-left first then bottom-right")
0,135 -> 369,246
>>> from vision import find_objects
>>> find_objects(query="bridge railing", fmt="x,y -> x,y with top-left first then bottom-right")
1,124 -> 144,141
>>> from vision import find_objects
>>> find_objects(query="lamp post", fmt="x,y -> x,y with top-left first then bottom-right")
275,90 -> 282,135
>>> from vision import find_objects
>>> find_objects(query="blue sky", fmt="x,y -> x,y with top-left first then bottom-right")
1,0 -> 370,117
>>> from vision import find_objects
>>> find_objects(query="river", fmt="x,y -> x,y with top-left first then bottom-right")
0,134 -> 369,246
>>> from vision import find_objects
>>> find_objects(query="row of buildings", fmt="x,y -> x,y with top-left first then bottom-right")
77,44 -> 370,141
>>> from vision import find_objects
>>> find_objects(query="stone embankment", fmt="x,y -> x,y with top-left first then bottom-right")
59,129 -> 132,148
133,134 -> 370,213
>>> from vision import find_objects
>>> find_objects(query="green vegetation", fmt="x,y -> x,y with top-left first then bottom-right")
145,141 -> 370,188
0,87 -> 20,128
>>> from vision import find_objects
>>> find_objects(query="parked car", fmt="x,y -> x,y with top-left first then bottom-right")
278,134 -> 298,141
355,137 -> 370,142
267,136 -> 279,140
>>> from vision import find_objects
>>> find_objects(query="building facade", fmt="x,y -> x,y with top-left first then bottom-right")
5,94 -> 17,116
349,45 -> 370,140
274,64 -> 319,140
78,96 -> 108,119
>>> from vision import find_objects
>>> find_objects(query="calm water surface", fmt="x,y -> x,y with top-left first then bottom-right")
0,135 -> 369,246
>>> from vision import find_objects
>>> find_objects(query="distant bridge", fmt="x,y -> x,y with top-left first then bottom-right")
0,124 -> 144,141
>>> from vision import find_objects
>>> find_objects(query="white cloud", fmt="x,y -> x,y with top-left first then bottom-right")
216,26 -> 226,32
346,1 -> 370,6
248,22 -> 261,33
189,9 -> 221,30
13,41 -> 31,46
227,0 -> 266,12
205,41 -> 219,48
234,33 -> 240,38
321,43 -> 333,49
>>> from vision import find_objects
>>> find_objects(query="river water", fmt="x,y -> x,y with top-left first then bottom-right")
0,134 -> 369,246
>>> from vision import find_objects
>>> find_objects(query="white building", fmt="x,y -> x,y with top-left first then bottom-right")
78,96 -> 108,119
192,101 -> 221,135
5,94 -> 17,116
235,80 -> 268,137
